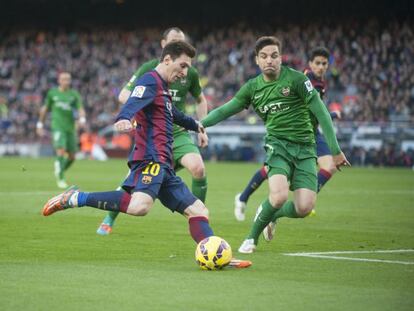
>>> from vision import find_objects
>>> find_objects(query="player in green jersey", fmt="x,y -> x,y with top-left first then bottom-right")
97,27 -> 209,235
37,72 -> 86,189
201,36 -> 350,253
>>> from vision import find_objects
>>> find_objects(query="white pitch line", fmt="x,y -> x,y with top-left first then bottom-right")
284,249 -> 414,265
287,249 -> 414,256
324,189 -> 414,195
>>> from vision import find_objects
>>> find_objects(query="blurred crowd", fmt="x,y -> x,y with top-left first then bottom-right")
0,18 -> 413,166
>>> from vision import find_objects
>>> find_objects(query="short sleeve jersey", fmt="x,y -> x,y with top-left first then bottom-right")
44,88 -> 83,132
235,66 -> 319,144
124,59 -> 202,135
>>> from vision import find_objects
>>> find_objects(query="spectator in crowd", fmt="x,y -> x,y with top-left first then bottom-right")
0,19 -> 413,165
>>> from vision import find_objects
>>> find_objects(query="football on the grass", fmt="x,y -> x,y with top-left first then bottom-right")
195,236 -> 232,270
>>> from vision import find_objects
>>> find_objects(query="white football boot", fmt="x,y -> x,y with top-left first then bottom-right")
238,238 -> 256,254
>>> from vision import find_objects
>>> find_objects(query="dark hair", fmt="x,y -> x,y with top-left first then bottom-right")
309,47 -> 330,61
162,27 -> 185,40
255,36 -> 282,55
160,40 -> 196,61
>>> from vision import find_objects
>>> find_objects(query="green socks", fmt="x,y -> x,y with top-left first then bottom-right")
192,177 -> 207,203
64,158 -> 75,171
271,200 -> 299,222
247,199 -> 277,245
55,156 -> 75,180
55,155 -> 66,180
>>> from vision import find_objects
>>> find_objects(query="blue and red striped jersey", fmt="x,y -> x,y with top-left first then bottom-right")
116,70 -> 199,167
303,68 -> 327,100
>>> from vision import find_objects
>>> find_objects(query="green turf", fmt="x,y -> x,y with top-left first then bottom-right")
0,157 -> 413,310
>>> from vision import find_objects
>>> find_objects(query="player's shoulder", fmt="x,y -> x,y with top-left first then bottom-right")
137,70 -> 158,82
188,66 -> 199,77
69,88 -> 81,96
285,65 -> 306,77
284,66 -> 308,81
140,59 -> 159,70
47,87 -> 58,94
246,74 -> 262,86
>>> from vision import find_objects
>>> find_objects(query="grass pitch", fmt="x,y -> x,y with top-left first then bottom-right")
0,157 -> 413,310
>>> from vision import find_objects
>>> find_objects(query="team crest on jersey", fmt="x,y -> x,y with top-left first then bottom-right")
132,85 -> 146,98
304,80 -> 314,92
142,175 -> 153,184
281,87 -> 290,96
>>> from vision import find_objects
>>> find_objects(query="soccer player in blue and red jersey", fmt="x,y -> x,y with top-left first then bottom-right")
41,41 -> 251,268
234,47 -> 341,239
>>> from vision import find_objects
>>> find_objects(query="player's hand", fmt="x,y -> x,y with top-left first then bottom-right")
198,132 -> 209,148
78,117 -> 87,129
197,122 -> 206,135
114,120 -> 133,133
333,152 -> 351,171
36,122 -> 45,137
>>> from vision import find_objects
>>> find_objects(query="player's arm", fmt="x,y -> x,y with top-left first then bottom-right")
115,80 -> 156,132
189,69 -> 208,146
195,93 -> 208,120
118,62 -> 154,105
36,105 -> 48,137
298,75 -> 350,169
37,91 -> 52,137
75,91 -> 86,128
201,81 -> 251,127
78,106 -> 87,128
201,98 -> 245,128
172,105 -> 200,132
309,96 -> 350,169
188,69 -> 207,120
118,88 -> 131,105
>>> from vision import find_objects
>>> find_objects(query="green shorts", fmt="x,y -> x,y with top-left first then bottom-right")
52,130 -> 78,153
264,137 -> 317,192
173,130 -> 200,170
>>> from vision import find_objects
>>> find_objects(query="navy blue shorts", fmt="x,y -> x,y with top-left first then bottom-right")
122,161 -> 197,214
316,130 -> 331,157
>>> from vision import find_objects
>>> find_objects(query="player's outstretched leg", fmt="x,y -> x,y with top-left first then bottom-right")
42,186 -> 79,216
235,166 -> 267,221
42,188 -> 132,217
238,199 -> 276,254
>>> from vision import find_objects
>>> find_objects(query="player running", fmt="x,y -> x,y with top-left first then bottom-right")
201,36 -> 350,253
97,27 -> 209,235
42,41 -> 251,268
36,72 -> 86,189
234,47 -> 341,227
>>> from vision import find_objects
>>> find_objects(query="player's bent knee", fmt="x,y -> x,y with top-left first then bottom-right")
184,200 -> 209,218
189,163 -> 205,179
295,201 -> 315,217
